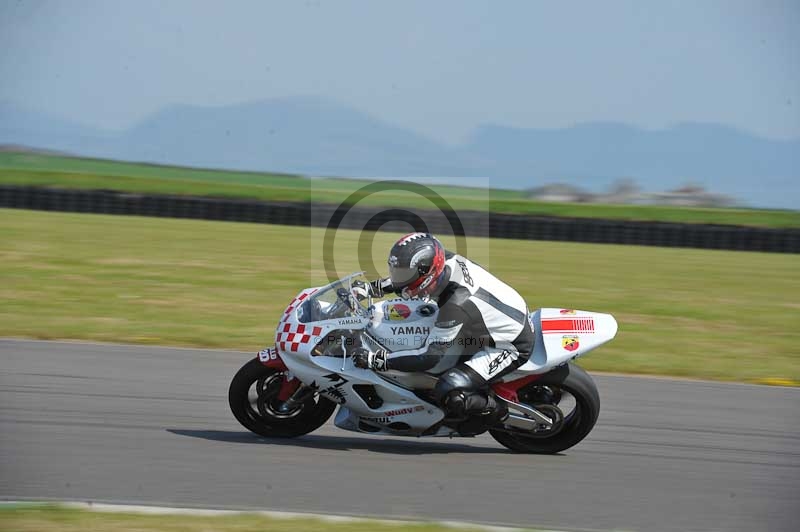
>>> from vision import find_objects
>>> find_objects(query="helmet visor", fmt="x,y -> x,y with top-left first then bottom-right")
388,263 -> 419,288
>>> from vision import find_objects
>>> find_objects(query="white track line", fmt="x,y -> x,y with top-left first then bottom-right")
2,500 -> 570,532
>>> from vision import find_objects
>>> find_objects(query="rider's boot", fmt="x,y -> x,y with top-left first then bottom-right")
443,389 -> 508,436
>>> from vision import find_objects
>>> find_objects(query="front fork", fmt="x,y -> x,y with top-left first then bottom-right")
257,346 -> 302,401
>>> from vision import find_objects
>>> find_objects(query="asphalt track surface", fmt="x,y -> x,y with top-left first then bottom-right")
1,339 -> 798,531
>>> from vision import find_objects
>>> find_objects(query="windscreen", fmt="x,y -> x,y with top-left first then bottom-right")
297,273 -> 369,323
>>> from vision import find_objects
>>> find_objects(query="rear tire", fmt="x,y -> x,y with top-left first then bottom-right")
490,363 -> 599,454
229,358 -> 336,438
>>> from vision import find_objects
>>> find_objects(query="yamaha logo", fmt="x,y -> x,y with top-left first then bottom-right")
390,326 -> 431,336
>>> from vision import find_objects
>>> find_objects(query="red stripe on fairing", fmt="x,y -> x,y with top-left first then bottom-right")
541,318 -> 595,333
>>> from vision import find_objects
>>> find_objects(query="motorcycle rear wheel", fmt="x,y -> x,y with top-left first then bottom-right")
229,358 -> 336,438
490,363 -> 599,454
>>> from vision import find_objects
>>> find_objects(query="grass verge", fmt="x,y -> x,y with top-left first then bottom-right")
1,208 -> 798,383
0,504 -> 495,532
2,152 -> 798,227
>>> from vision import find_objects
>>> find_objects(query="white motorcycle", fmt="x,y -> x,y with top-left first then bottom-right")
229,273 -> 617,453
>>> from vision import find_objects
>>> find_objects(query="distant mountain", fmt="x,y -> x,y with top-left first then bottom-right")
464,122 -> 800,206
1,98 -> 797,208
115,97 -> 483,177
0,102 -> 114,155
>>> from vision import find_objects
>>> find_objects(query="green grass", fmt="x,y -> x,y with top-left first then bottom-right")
2,151 -> 798,227
0,504 -> 493,532
1,208 -> 798,383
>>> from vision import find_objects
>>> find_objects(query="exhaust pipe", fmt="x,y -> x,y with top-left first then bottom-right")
497,396 -> 555,432
504,413 -> 541,430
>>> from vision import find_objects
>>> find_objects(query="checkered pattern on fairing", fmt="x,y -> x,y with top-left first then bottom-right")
275,289 -> 323,352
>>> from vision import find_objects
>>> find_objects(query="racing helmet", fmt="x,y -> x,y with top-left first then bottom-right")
387,232 -> 447,299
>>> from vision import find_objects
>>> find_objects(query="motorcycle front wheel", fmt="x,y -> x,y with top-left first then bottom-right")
228,358 -> 336,438
490,363 -> 600,454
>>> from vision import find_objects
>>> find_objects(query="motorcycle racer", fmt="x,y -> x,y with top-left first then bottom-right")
353,232 -> 535,435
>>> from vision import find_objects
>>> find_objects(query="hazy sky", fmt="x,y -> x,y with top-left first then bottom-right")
1,0 -> 798,144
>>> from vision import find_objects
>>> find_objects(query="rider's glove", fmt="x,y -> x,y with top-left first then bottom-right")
352,347 -> 389,372
351,280 -> 370,301
369,278 -> 392,298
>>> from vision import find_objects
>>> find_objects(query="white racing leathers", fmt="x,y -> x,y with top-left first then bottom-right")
383,253 -> 534,382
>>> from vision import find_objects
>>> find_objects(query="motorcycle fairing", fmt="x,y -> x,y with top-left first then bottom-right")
502,308 -> 618,378
281,352 -> 445,435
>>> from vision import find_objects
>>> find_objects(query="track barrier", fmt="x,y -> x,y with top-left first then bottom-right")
1,185 -> 797,253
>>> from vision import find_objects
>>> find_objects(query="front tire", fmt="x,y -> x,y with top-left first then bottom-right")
490,363 -> 600,454
229,358 -> 336,438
